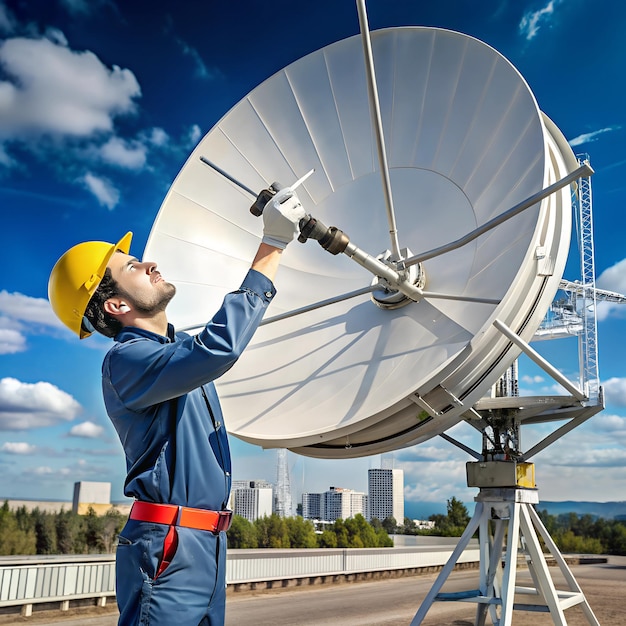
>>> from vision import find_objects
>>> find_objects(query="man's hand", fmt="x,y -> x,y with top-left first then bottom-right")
261,188 -> 307,249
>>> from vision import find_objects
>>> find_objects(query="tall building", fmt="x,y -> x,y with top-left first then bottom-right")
72,481 -> 111,515
302,492 -> 322,520
274,448 -> 293,517
231,480 -> 273,522
367,468 -> 404,523
321,487 -> 367,522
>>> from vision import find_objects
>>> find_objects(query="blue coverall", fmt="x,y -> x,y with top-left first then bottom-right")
103,269 -> 275,626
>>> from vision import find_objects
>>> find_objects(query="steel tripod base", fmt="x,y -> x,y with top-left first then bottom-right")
410,487 -> 600,626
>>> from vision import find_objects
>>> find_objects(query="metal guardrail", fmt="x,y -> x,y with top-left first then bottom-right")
0,544 -> 479,616
0,554 -> 116,616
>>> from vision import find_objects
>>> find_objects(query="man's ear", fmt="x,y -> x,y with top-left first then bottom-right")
104,299 -> 131,317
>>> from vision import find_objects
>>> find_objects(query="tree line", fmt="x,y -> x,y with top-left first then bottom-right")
0,501 -> 126,555
0,502 -> 392,555
2,498 -> 624,556
228,513 -> 393,549
393,497 -> 626,556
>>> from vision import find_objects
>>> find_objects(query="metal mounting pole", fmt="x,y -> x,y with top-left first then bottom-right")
356,0 -> 402,262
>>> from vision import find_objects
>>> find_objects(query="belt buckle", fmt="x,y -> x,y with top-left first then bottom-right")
215,510 -> 232,533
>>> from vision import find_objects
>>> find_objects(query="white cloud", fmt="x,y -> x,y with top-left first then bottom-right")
596,259 -> 626,321
69,421 -> 104,438
0,290 -> 63,328
519,0 -> 559,41
0,142 -> 15,166
176,38 -> 212,80
186,124 -> 202,147
0,442 -> 37,455
25,465 -> 73,477
521,374 -> 545,384
0,377 -> 82,431
603,378 -> 626,407
0,291 -> 68,352
81,172 -> 120,209
402,460 -> 472,503
0,35 -> 140,139
0,328 -> 26,354
164,18 -> 219,82
569,126 -> 621,147
147,127 -> 169,147
97,136 -> 147,169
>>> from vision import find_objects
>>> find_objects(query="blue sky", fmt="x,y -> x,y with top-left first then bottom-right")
1,0 -> 625,514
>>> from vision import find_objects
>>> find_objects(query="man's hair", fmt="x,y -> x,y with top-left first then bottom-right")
84,268 -> 123,338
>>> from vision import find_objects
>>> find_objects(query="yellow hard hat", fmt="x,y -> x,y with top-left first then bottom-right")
48,232 -> 133,339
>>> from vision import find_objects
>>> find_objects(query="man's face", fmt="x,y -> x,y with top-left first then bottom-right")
107,252 -> 176,315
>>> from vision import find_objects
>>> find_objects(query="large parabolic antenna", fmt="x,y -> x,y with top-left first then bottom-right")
144,26 -> 581,459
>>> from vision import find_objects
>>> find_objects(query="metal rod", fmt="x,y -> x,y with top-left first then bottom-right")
439,432 -> 482,460
356,0 -> 402,261
199,156 -> 257,197
421,291 -> 500,305
259,285 -> 377,326
178,285 -> 378,333
523,401 -> 603,461
493,318 -> 587,402
291,168 -> 315,191
405,163 -> 594,267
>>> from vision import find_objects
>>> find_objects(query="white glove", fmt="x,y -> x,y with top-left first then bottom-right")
261,188 -> 306,249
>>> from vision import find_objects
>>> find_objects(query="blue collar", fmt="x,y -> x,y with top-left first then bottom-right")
115,323 -> 177,344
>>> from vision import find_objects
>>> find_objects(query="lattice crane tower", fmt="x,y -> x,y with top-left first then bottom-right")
274,448 -> 293,518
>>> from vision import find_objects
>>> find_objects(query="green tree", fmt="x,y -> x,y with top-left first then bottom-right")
429,497 -> 470,537
0,501 -> 36,555
344,517 -> 364,548
55,509 -> 83,554
33,510 -> 58,555
346,514 -> 383,547
254,514 -> 289,548
315,516 -> 393,548
14,505 -> 35,534
447,497 -> 470,528
381,516 -> 398,535
227,515 -> 258,549
402,517 -> 418,535
332,519 -> 349,548
81,507 -> 104,554
375,525 -> 394,547
317,529 -> 337,548
556,530 -> 603,554
101,509 -> 126,553
285,516 -> 317,548
605,522 -> 626,555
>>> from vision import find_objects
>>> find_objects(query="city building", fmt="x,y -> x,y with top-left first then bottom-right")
302,487 -> 366,522
367,468 -> 404,523
231,480 -> 273,522
72,481 -> 111,515
302,492 -> 322,520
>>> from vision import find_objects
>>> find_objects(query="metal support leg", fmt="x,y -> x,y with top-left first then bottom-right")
411,488 -> 601,625
410,501 -> 484,625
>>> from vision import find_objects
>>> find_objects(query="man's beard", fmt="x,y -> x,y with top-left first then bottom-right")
120,282 -> 176,315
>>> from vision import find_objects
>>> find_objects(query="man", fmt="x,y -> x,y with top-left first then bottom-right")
48,188 -> 306,625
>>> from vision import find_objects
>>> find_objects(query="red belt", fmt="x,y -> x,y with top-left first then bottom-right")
130,501 -> 232,534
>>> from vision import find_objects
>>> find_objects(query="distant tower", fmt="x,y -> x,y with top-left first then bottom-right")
368,468 -> 404,523
274,448 -> 293,517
